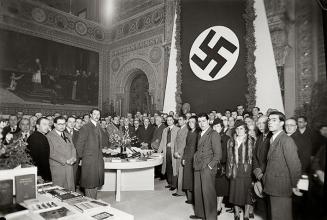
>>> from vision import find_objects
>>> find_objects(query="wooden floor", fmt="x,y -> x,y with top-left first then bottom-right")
98,179 -> 263,220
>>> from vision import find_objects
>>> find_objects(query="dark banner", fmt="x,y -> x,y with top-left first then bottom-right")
180,0 -> 248,113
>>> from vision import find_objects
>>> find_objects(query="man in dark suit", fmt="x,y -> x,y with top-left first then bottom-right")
2,115 -> 21,142
285,118 -> 312,220
133,119 -> 142,140
253,115 -> 271,219
27,117 -> 52,182
297,116 -> 316,155
191,113 -> 222,220
75,108 -> 109,199
264,111 -> 302,220
139,117 -> 154,149
121,118 -> 135,138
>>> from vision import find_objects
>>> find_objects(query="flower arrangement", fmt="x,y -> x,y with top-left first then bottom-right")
0,137 -> 33,170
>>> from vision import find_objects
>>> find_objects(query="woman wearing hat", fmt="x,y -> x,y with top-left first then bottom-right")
227,120 -> 255,220
212,118 -> 230,215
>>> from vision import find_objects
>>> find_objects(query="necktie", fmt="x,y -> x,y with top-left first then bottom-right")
61,132 -> 67,143
167,128 -> 171,145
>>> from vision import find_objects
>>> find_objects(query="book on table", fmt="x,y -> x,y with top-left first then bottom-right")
92,211 -> 114,220
0,179 -> 13,207
38,206 -> 75,219
46,188 -> 82,201
73,200 -> 110,213
14,174 -> 36,203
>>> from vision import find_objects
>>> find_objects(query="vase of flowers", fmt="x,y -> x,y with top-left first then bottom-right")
0,137 -> 33,170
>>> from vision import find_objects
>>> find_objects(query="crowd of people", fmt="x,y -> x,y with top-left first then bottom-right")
0,105 -> 326,220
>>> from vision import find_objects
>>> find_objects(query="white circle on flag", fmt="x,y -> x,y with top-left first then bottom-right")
189,26 -> 239,81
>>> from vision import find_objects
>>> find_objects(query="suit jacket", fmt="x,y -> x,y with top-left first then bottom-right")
151,124 -> 166,150
46,130 -> 76,190
253,132 -> 272,179
139,125 -> 154,147
174,125 -> 189,170
158,125 -> 180,176
121,125 -> 135,138
134,126 -> 142,140
291,131 -> 312,174
263,131 -> 301,197
183,130 -> 198,160
193,127 -> 222,172
75,122 -> 109,188
65,128 -> 79,146
220,132 -> 230,164
27,131 -> 52,182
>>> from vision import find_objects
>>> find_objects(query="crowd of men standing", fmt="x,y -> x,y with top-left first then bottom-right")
0,105 -> 326,220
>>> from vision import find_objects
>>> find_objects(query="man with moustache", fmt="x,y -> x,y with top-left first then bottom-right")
75,108 -> 109,198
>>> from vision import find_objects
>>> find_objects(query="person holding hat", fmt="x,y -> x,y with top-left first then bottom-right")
253,115 -> 272,219
227,120 -> 255,220
212,118 -> 230,216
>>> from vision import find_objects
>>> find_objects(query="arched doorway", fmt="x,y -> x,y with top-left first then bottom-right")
128,71 -> 151,114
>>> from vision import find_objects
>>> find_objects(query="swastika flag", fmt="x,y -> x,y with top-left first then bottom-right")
181,0 -> 248,113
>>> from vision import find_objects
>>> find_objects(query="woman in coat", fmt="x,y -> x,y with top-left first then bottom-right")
182,116 -> 198,203
212,118 -> 230,215
227,120 -> 255,220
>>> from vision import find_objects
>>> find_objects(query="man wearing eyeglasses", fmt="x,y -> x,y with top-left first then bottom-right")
46,116 -> 76,191
285,118 -> 312,220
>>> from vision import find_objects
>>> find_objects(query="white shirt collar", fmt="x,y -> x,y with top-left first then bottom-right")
201,126 -> 210,137
55,129 -> 63,136
90,119 -> 97,127
271,130 -> 283,142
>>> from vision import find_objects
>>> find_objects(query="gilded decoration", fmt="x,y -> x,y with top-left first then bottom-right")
0,0 -> 106,42
111,5 -> 165,41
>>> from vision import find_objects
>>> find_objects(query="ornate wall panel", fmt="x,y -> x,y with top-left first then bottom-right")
108,34 -> 165,114
295,0 -> 314,106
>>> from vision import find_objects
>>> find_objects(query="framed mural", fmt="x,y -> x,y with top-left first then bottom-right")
0,29 -> 99,106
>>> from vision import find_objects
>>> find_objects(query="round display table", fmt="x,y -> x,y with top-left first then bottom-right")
100,153 -> 163,202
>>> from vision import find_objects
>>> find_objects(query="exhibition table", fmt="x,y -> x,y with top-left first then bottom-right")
100,153 -> 163,202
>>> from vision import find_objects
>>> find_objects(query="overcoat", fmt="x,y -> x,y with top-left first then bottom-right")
158,125 -> 180,176
75,122 -> 109,188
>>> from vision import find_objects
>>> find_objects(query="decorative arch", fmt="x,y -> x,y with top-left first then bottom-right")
113,58 -> 158,115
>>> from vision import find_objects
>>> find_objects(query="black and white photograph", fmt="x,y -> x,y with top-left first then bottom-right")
0,0 -> 326,220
